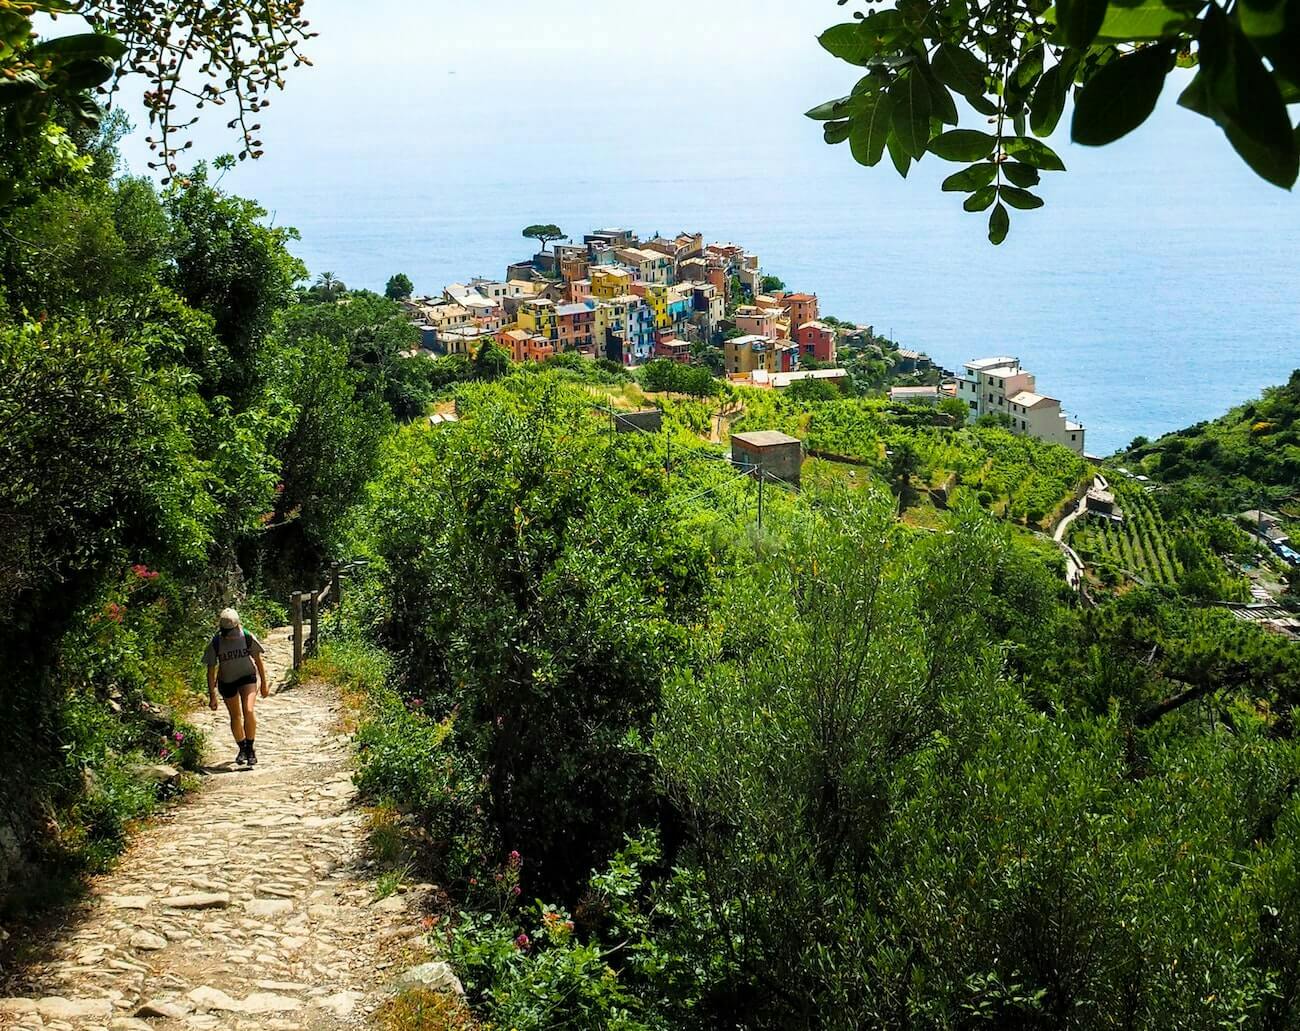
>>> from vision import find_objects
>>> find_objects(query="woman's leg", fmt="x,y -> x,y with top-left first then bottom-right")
240,683 -> 258,743
223,694 -> 244,745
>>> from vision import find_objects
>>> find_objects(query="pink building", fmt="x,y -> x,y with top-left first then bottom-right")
795,321 -> 836,364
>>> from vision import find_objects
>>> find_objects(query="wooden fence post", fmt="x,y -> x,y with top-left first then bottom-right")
331,561 -> 341,610
308,589 -> 319,658
290,591 -> 303,670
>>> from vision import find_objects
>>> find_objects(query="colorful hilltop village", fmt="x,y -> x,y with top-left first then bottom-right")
398,227 -> 1087,454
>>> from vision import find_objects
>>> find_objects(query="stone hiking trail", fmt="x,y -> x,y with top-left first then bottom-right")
1,627 -> 453,1030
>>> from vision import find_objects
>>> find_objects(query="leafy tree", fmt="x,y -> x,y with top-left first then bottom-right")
888,440 -> 920,508
977,411 -> 1015,429
785,376 -> 840,402
521,224 -> 564,253
164,163 -> 305,404
0,2 -> 313,176
473,339 -> 511,381
385,272 -> 414,300
939,394 -> 971,425
809,0 -> 1300,243
274,332 -> 390,557
365,382 -> 708,893
690,340 -> 726,375
759,274 -> 786,292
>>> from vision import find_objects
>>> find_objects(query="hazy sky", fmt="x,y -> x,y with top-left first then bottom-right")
117,0 -> 1288,198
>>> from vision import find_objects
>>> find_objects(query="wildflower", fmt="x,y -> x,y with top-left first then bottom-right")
508,850 -> 522,868
173,731 -> 185,744
130,563 -> 159,581
469,877 -> 477,886
514,933 -> 530,950
102,602 -> 125,624
511,885 -> 521,897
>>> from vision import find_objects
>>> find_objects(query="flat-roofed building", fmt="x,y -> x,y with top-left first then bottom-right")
956,356 -> 1086,454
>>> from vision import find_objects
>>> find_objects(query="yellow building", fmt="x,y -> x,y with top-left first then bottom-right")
591,266 -> 636,301
641,284 -> 671,330
517,298 -> 558,341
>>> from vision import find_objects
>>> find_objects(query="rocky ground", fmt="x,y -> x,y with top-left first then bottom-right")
0,628 -> 453,1030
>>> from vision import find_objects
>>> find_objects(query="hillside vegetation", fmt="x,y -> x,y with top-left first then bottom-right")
6,112 -> 1300,1030
1118,371 -> 1300,509
333,369 -> 1300,1031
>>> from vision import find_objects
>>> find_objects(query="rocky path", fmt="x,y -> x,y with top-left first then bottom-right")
1,628 -> 438,1030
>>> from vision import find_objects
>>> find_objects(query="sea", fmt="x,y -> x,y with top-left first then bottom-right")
119,0 -> 1300,456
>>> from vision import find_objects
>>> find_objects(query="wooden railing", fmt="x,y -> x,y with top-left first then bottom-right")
290,561 -> 362,670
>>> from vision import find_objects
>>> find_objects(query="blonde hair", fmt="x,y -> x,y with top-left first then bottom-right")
218,607 -> 241,630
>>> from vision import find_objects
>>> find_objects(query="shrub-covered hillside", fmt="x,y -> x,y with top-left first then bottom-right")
336,372 -> 1300,1031
1117,370 -> 1300,508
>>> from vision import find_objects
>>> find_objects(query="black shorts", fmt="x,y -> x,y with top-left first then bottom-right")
217,674 -> 257,699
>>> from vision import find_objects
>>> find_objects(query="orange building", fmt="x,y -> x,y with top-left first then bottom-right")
778,292 -> 819,330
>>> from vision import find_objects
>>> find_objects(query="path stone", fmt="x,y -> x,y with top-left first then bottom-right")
1,626 -> 439,1029
128,931 -> 168,951
161,892 -> 230,910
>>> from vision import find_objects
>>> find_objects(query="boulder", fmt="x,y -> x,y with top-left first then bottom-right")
131,763 -> 180,785
394,961 -> 464,998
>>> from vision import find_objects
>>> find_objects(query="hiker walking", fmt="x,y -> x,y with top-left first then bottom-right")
204,608 -> 269,766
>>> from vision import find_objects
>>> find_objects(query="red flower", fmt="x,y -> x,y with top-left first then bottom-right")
130,564 -> 160,581
102,602 -> 125,624
514,933 -> 530,950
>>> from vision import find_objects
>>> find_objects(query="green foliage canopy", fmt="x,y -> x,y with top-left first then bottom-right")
810,0 -> 1300,242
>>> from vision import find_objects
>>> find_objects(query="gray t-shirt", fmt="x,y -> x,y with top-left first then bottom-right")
203,629 -> 264,684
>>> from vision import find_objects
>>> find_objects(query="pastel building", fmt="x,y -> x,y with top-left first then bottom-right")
692,283 -> 726,340
734,305 -> 787,340
517,298 -> 558,341
497,327 -> 554,363
956,356 -> 1086,454
615,247 -> 673,285
591,266 -> 636,301
794,321 -> 837,364
597,295 -> 655,365
726,334 -> 771,375
779,292 -> 819,331
555,301 -> 597,354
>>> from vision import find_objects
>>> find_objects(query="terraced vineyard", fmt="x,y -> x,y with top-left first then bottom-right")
1069,480 -> 1185,587
911,427 -> 1091,527
730,393 -> 1089,528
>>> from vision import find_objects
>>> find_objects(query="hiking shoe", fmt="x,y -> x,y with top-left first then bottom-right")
246,744 -> 258,767
235,742 -> 248,766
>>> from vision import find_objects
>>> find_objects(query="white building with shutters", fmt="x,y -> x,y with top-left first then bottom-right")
956,356 -> 1086,454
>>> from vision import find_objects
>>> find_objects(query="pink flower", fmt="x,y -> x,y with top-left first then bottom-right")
130,564 -> 159,581
173,731 -> 185,743
514,933 -> 530,950
508,850 -> 522,868
511,885 -> 521,897
102,602 -> 125,624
